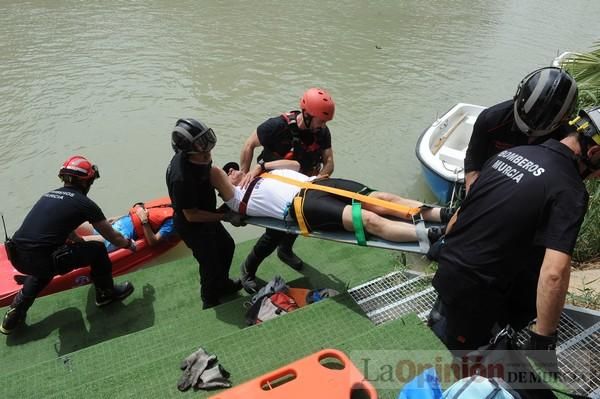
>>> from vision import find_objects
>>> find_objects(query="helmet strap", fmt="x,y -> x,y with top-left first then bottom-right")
576,134 -> 599,178
302,111 -> 314,130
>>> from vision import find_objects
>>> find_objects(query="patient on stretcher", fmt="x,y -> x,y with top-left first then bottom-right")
213,160 -> 452,247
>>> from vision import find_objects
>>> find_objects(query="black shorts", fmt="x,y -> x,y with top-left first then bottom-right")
300,178 -> 371,231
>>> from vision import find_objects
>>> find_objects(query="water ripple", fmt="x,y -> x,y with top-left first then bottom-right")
1,0 -> 599,231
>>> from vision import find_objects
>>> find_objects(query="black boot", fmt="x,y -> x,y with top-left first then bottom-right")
440,207 -> 456,224
220,278 -> 242,297
95,281 -> 134,307
240,250 -> 261,294
0,290 -> 35,335
202,298 -> 221,310
427,226 -> 445,244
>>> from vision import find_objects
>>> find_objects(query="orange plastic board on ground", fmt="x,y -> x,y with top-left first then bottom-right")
210,349 -> 377,399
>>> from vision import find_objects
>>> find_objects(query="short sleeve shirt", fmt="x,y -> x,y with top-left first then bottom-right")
434,140 -> 588,301
225,169 -> 311,219
13,186 -> 105,249
256,114 -> 332,159
166,152 -> 217,220
104,216 -> 175,252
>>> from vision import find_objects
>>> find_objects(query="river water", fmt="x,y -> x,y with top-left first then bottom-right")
1,0 -> 599,248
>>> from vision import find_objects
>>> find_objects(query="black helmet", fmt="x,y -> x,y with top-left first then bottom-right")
514,67 -> 578,137
171,118 -> 217,153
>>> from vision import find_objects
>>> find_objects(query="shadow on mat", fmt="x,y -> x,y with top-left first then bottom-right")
213,293 -> 249,328
288,261 -> 348,293
287,262 -> 371,319
5,283 -> 157,355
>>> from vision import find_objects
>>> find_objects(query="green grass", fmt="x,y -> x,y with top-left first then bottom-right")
566,275 -> 600,310
574,179 -> 600,262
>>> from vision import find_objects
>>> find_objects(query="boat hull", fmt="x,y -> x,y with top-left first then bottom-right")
415,103 -> 486,204
418,159 -> 456,204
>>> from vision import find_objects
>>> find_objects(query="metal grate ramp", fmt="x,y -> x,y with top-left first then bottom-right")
557,323 -> 600,397
349,270 -> 600,398
349,271 -> 436,325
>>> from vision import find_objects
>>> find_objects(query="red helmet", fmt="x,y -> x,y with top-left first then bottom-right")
58,155 -> 100,180
300,88 -> 335,122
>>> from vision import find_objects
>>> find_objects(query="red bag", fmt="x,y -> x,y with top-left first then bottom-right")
247,291 -> 299,325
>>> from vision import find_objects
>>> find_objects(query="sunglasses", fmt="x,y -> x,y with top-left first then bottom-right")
192,128 -> 217,152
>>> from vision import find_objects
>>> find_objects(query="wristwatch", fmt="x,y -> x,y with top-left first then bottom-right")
258,159 -> 266,172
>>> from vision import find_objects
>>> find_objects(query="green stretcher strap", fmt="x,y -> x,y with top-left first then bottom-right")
352,200 -> 367,246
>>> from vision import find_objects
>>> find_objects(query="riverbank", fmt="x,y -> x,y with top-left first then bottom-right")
569,261 -> 600,310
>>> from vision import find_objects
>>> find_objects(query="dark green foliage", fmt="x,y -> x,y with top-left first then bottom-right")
561,43 -> 600,262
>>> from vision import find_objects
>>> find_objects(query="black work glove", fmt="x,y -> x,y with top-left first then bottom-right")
426,237 -> 445,261
520,324 -> 559,379
127,238 -> 137,253
197,362 -> 232,390
222,210 -> 247,227
216,203 -> 230,213
177,348 -> 215,392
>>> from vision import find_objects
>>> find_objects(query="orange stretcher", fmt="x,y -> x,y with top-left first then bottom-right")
210,348 -> 377,399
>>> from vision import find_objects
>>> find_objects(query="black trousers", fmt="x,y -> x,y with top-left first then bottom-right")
252,228 -> 297,263
427,296 -> 498,353
175,218 -> 235,304
11,241 -> 114,311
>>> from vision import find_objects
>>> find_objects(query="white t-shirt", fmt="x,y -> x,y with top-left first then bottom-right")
225,169 -> 315,220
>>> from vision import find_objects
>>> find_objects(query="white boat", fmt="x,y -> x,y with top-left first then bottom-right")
417,54 -> 576,205
415,103 -> 486,204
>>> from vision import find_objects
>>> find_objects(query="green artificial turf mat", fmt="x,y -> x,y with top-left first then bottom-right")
1,238 -> 406,398
42,301 -> 447,399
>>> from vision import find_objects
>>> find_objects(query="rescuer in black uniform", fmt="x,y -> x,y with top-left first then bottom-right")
464,67 -> 578,193
1,156 -> 136,335
237,88 -> 336,293
429,107 -> 600,367
166,118 -> 242,309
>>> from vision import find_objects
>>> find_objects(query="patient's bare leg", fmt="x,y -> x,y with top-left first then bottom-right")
362,192 -> 441,222
341,207 -> 418,242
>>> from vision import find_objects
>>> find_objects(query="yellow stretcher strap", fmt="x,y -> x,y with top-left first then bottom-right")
260,173 -> 421,218
293,195 -> 309,236
352,201 -> 367,246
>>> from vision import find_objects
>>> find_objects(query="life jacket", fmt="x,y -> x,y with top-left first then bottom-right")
262,111 -> 324,176
129,197 -> 174,241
